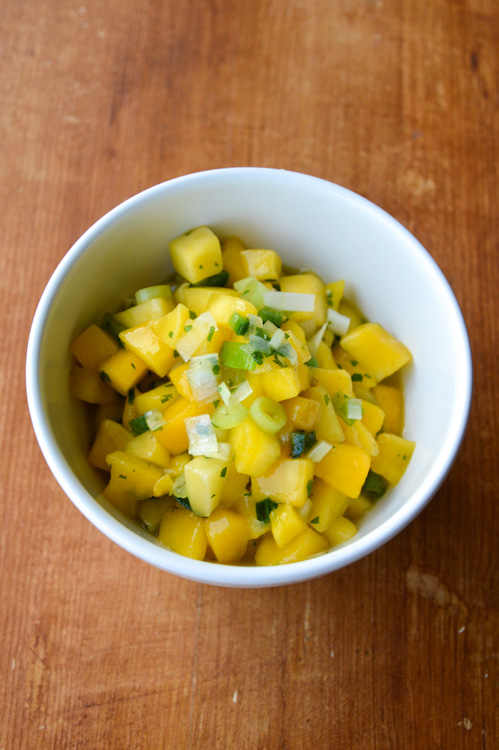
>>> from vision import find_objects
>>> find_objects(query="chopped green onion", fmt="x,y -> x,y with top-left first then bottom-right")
191,270 -> 229,287
306,440 -> 332,462
219,341 -> 257,371
234,277 -> 268,310
362,470 -> 387,500
262,320 -> 278,337
185,414 -> 219,456
259,306 -> 285,326
327,308 -> 350,336
332,391 -> 363,425
172,473 -> 190,506
218,381 -> 232,406
101,312 -> 126,346
176,311 -> 218,362
129,414 -> 149,435
134,285 -> 172,304
144,409 -> 166,432
229,379 -> 253,403
262,290 -> 316,312
246,334 -> 272,356
211,401 -> 248,429
248,313 -> 264,331
306,322 -> 328,356
249,396 -> 287,434
290,430 -> 317,458
255,498 -> 278,523
269,327 -> 285,350
186,353 -> 220,404
307,356 -> 319,368
229,311 -> 249,335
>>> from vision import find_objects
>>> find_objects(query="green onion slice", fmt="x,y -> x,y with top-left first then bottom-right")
229,311 -> 249,335
135,285 -> 172,304
211,401 -> 248,429
129,414 -> 149,435
362,470 -> 387,500
191,270 -> 229,287
219,341 -> 257,371
260,306 -> 285,327
249,396 -> 287,434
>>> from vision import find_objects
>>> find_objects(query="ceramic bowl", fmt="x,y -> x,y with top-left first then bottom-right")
26,168 -> 472,587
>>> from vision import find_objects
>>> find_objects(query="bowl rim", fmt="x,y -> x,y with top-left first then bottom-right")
26,167 -> 473,587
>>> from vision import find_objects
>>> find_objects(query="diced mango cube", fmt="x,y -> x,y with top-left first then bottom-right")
270,504 -> 308,547
153,473 -> 174,497
342,421 -> 379,456
158,508 -> 207,560
168,363 -> 194,401
314,342 -> 337,370
315,442 -> 371,498
207,294 -> 257,326
241,249 -> 282,280
70,366 -> 121,404
308,478 -> 349,532
169,226 -> 223,284
309,367 -> 354,398
230,418 -> 281,476
360,400 -> 385,435
184,456 -> 229,517
99,350 -> 149,396
221,235 -> 247,284
151,303 -> 191,349
323,516 -> 357,546
205,508 -> 249,563
340,323 -> 412,382
282,396 -> 322,431
255,527 -> 328,565
89,418 -> 132,470
124,431 -> 171,468
262,366 -> 301,401
302,386 -> 344,443
252,456 -> 314,508
345,495 -> 373,519
119,323 -> 176,378
106,450 -> 165,499
134,383 -> 179,415
280,272 -> 327,327
155,397 -> 214,455
139,497 -> 173,535
325,280 -> 345,312
370,433 -> 415,485
372,384 -> 404,435
114,297 -> 174,328
71,324 -> 119,369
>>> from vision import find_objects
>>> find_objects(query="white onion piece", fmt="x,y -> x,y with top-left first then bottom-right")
306,322 -> 328,356
187,353 -> 220,404
306,440 -> 333,462
144,409 -> 166,432
327,307 -> 350,336
262,290 -> 316,312
269,327 -> 285,350
346,398 -> 363,421
185,414 -> 219,456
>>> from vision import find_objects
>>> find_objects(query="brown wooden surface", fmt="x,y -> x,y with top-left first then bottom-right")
1,1 -> 497,748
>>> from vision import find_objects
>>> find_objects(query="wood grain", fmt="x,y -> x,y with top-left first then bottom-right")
1,0 -> 497,747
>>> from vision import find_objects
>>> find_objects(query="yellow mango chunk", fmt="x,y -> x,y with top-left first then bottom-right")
233,495 -> 270,540
280,272 -> 327,327
99,350 -> 149,396
184,455 -> 229,517
255,527 -> 327,565
70,366 -> 121,404
89,418 -> 132,471
325,280 -> 345,312
106,450 -> 165,498
241,249 -> 282,280
252,456 -> 314,508
342,420 -> 379,457
134,382 -> 179,415
139,497 -> 174,534
282,396 -> 322,431
360,400 -> 385,436
205,508 -> 249,563
167,452 -> 191,479
315,341 -> 337,370
270,504 -> 308,547
323,516 -> 357,546
124,431 -> 171,468
341,323 -> 412,382
262,366 -> 301,401
178,287 -> 239,316
230,418 -> 281,477
345,495 -> 373,519
169,226 -> 223,284
102,474 -> 139,519
338,299 -> 365,332
151,303 -> 191,349
121,388 -> 138,430
302,386 -> 344,443
308,478 -> 350,532
332,344 -> 377,385
153,473 -> 174,497
119,323 -> 176,378
207,294 -> 257,326
71,324 -> 119,369
370,433 -> 415,485
221,235 -> 247,285
168,363 -> 193,401
309,367 -> 354,398
315,442 -> 371,498
372,384 -> 404,435
114,297 -> 174,328
158,508 -> 208,560
155,397 -> 214,455
239,372 -> 265,407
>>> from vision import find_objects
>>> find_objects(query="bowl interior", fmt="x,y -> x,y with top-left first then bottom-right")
27,168 -> 472,586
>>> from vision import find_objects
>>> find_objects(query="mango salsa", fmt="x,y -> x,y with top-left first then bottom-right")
70,225 -> 415,566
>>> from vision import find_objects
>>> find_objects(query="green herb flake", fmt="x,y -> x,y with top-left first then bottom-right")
130,362 -> 136,370
220,466 -> 228,478
214,262 -> 219,267
306,479 -> 313,497
173,350 -> 180,358
255,498 -> 278,524
99,370 -> 111,383
207,326 -> 215,343
189,310 -> 197,319
184,325 -> 193,332
128,387 -> 135,404
212,364 -> 221,376
351,373 -> 363,382
213,399 -> 220,408
119,474 -> 127,479
310,516 -> 320,524
350,360 -> 358,366
161,394 -> 173,404
324,394 -> 330,405
199,264 -> 203,269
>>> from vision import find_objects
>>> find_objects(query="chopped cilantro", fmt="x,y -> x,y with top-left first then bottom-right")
324,394 -> 330,405
128,387 -> 135,404
352,373 -> 363,382
255,498 -> 278,523
173,350 -> 180,358
161,393 -> 173,404
350,360 -> 358,366
212,364 -> 220,376
306,479 -> 313,497
119,474 -> 127,479
189,310 -> 196,319
184,325 -> 193,332
220,466 -> 227,478
310,516 -> 320,524
130,362 -> 136,369
99,370 -> 111,383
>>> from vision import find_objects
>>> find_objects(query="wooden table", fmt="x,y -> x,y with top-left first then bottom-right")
1,1 -> 497,747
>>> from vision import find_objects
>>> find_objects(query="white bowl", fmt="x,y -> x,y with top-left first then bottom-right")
26,168 -> 472,587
